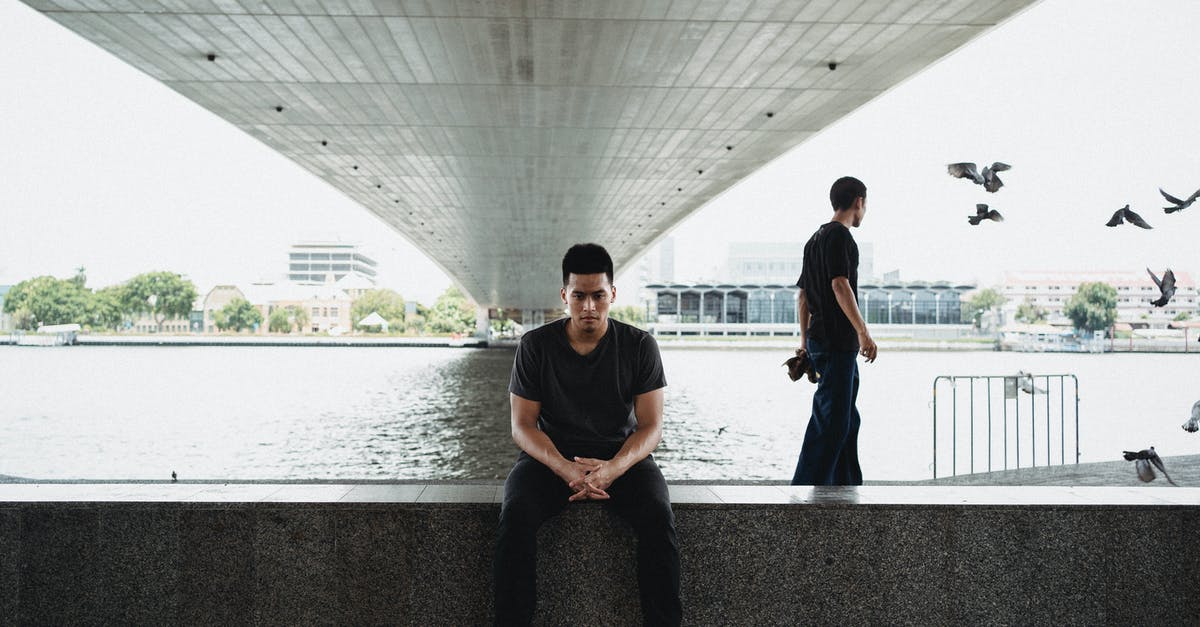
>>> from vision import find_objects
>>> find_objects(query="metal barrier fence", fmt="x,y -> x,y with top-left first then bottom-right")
932,374 -> 1080,478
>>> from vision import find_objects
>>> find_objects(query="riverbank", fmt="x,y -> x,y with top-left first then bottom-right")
3,334 -> 486,348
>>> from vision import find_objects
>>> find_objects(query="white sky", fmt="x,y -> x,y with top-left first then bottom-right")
3,0 -> 1200,304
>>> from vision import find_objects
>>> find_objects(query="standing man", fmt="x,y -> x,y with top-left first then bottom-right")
792,176 -> 878,486
494,243 -> 681,626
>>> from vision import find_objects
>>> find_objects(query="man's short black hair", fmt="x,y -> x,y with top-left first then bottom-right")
829,176 -> 867,212
562,243 -> 614,286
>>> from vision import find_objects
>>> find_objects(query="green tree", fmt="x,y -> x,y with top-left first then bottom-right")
1173,311 -> 1192,322
122,272 -> 198,332
426,286 -> 477,334
292,305 -> 310,332
1063,282 -> 1118,335
609,304 -> 647,327
266,305 -> 308,334
2,275 -> 91,329
405,303 -> 428,335
961,287 -> 1007,329
1014,298 -> 1047,324
214,297 -> 263,332
351,289 -> 406,332
268,307 -> 291,333
90,284 -> 129,331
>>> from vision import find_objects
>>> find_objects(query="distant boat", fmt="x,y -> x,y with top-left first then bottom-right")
14,323 -> 81,346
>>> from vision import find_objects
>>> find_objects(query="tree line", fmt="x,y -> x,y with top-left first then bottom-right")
2,268 -> 481,335
3,269 -> 197,332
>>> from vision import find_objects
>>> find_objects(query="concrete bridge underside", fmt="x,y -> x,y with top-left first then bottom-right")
23,0 -> 1035,310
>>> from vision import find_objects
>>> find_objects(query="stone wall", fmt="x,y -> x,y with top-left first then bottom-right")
1,484 -> 1197,624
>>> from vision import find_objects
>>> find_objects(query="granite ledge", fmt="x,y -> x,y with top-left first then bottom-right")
0,483 -> 1196,507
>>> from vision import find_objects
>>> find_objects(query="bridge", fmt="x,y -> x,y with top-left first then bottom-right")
21,0 -> 1036,315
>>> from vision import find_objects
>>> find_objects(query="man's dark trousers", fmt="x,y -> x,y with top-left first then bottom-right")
493,449 -> 682,626
791,337 -> 863,485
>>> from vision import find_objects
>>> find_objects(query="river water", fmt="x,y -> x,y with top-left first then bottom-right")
1,345 -> 1197,482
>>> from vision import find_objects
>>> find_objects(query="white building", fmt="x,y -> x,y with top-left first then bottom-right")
287,242 -> 377,285
726,241 -> 874,285
1000,270 -> 1198,329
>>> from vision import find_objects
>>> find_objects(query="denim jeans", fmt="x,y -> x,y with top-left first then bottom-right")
790,337 -> 863,486
493,449 -> 681,626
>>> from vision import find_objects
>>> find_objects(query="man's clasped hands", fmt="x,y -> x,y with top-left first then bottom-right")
561,456 -> 621,501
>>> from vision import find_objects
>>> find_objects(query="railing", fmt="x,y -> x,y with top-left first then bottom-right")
932,374 -> 1080,478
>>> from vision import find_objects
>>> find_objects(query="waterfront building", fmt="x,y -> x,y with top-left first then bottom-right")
287,242 -> 377,285
202,285 -> 249,334
727,242 -> 875,284
644,279 -> 972,336
1000,271 -> 1198,329
241,282 -> 354,335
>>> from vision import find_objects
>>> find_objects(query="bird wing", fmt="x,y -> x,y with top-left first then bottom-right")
1146,267 -> 1162,289
1105,209 -> 1125,227
1189,188 -> 1200,202
984,173 -> 1004,193
1149,452 -> 1178,486
1160,188 -> 1186,205
1126,208 -> 1153,229
947,162 -> 980,180
1162,269 -> 1176,291
989,162 -> 1011,172
988,210 -> 1005,222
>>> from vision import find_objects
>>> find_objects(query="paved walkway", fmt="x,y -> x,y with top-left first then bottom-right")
882,453 -> 1200,488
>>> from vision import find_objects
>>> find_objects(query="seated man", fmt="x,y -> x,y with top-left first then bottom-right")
493,243 -> 681,626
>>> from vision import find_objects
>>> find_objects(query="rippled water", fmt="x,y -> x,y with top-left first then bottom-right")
1,345 -> 1198,481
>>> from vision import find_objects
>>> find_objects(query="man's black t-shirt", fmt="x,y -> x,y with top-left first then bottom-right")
797,221 -> 860,351
508,317 -> 666,451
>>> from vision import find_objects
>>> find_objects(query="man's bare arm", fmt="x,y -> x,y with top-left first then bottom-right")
510,393 -> 600,499
831,276 -> 877,362
573,387 -> 664,493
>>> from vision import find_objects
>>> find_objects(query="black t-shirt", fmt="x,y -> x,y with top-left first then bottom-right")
508,317 -> 667,451
797,221 -> 860,351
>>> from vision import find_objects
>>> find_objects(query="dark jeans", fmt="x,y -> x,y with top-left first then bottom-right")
791,337 -> 863,486
493,448 -> 681,626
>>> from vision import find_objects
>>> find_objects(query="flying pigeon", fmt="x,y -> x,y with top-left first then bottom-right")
1160,187 -> 1200,213
947,162 -> 1011,193
1106,205 -> 1153,229
968,204 -> 1004,225
1123,447 -> 1177,486
1147,267 -> 1176,307
1015,370 -> 1045,394
1183,401 -> 1200,433
784,348 -> 820,383
981,163 -> 1010,192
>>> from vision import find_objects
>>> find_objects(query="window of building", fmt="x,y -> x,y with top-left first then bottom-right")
330,307 -> 338,317
312,307 -> 320,318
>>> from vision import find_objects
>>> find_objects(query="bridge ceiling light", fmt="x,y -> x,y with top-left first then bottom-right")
206,53 -> 216,62
274,105 -> 283,112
